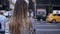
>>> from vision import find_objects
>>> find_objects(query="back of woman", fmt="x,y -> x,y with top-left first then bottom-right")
9,0 -> 32,34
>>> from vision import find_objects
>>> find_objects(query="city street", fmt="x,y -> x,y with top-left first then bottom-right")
34,21 -> 60,34
0,0 -> 60,34
5,18 -> 60,34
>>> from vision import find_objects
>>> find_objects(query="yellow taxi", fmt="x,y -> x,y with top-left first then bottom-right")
46,13 -> 60,23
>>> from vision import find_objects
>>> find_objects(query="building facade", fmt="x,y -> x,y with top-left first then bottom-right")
36,0 -> 60,15
29,0 -> 60,20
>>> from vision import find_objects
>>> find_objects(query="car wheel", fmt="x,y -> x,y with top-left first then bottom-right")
52,20 -> 56,23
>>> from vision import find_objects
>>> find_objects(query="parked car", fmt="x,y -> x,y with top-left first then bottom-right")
46,13 -> 60,23
36,11 -> 46,21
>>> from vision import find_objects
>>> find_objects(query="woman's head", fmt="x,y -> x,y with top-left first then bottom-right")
10,0 -> 31,34
12,0 -> 28,26
13,0 -> 28,18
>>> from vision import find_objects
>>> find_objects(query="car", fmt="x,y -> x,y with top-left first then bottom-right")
36,11 -> 46,21
46,13 -> 60,23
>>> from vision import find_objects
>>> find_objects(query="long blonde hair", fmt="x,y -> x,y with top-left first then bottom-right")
9,0 -> 31,34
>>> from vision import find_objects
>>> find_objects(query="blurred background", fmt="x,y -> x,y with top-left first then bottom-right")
0,0 -> 60,34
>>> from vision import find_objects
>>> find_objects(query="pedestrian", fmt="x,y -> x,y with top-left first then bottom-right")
4,12 -> 11,30
9,0 -> 32,34
9,0 -> 17,10
0,10 -> 7,34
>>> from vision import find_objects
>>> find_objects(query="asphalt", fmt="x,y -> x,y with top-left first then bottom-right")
34,21 -> 60,34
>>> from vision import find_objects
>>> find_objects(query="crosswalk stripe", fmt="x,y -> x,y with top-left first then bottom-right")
36,29 -> 60,31
35,25 -> 57,26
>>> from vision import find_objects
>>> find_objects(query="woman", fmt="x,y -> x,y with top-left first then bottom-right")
9,0 -> 32,34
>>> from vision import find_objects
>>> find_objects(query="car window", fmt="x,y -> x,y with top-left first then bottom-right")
37,12 -> 40,15
42,12 -> 44,15
56,14 -> 60,16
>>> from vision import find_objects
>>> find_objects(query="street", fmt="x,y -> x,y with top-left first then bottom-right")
34,21 -> 60,34
5,18 -> 60,34
0,0 -> 60,34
